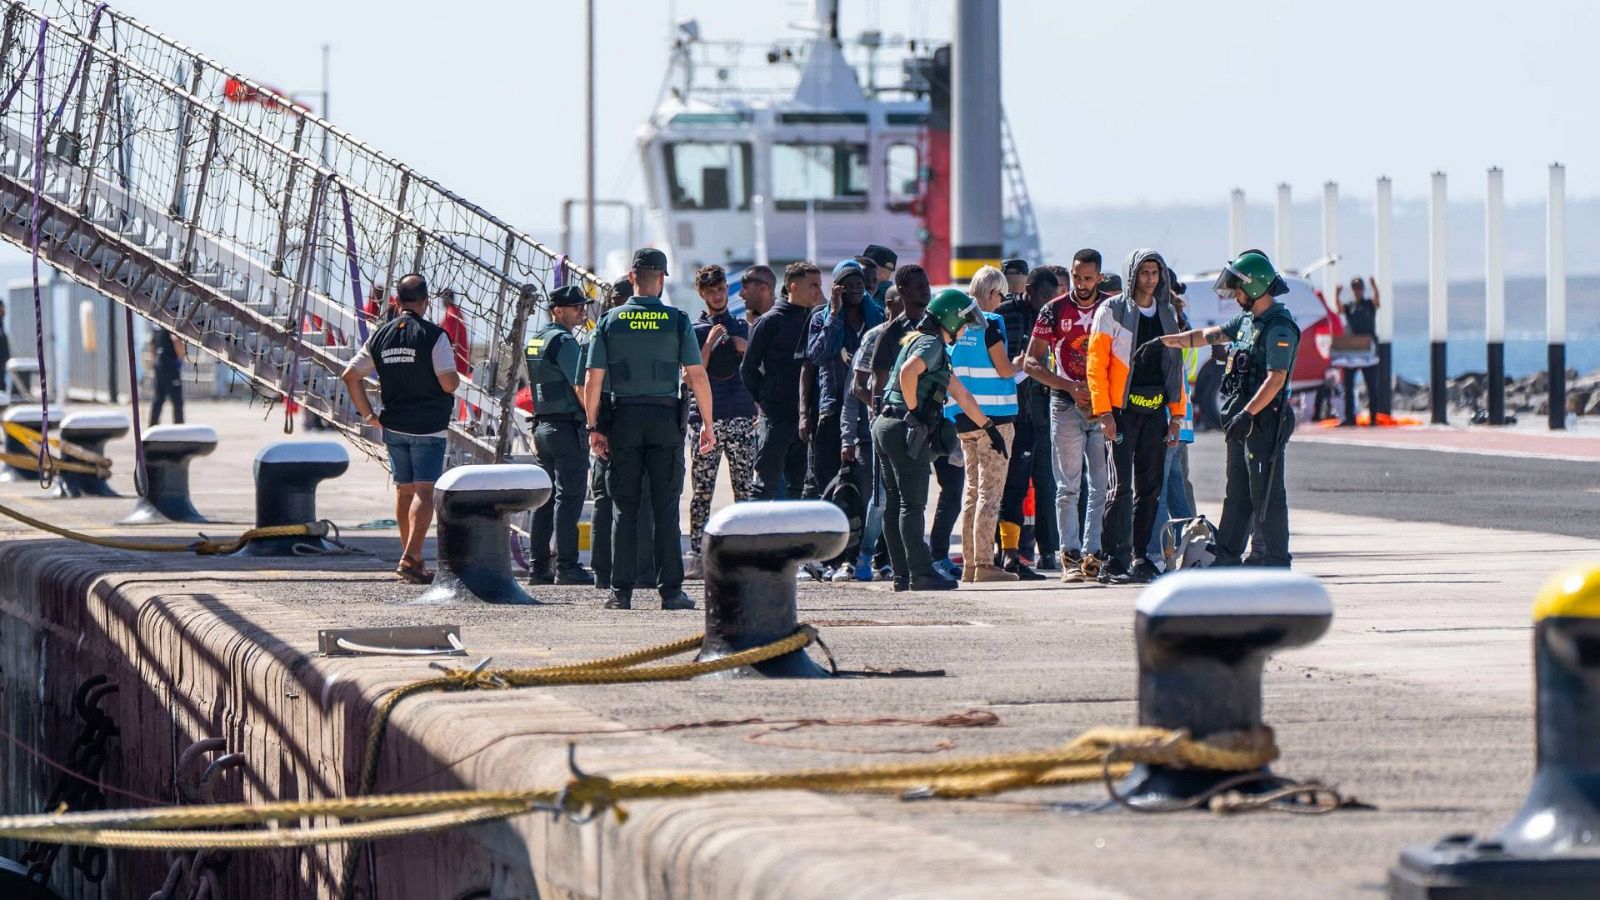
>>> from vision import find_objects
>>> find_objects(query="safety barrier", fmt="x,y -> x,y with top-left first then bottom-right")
412,463 -> 550,606
697,500 -> 848,678
236,441 -> 347,556
1389,565 -> 1600,897
118,425 -> 216,524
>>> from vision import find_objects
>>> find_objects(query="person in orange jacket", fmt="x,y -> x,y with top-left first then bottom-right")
1084,248 -> 1187,584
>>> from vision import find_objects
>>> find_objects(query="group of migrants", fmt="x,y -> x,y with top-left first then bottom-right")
341,244 -> 1302,608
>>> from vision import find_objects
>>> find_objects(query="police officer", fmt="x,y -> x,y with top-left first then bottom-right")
1161,249 -> 1300,567
872,288 -> 1009,592
524,284 -> 594,585
582,249 -> 715,610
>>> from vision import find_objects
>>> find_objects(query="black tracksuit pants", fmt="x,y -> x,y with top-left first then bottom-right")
1101,407 -> 1168,569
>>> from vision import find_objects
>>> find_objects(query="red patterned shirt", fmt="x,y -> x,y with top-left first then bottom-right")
1031,295 -> 1103,387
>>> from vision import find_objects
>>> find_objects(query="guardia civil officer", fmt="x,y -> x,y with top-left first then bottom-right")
1161,249 -> 1300,567
524,284 -> 594,586
872,288 -> 1010,592
582,249 -> 715,610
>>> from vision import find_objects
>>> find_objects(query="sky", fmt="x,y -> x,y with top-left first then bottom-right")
18,0 -> 1600,280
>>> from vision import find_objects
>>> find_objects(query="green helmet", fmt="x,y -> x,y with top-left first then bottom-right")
927,287 -> 982,334
1214,249 -> 1288,301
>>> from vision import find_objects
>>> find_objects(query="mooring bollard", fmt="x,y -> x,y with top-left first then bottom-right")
236,441 -> 349,556
1389,565 -> 1600,898
119,424 -> 218,524
0,404 -> 65,483
4,357 -> 39,403
411,464 -> 550,606
55,411 -> 130,498
1119,569 -> 1333,807
695,500 -> 848,679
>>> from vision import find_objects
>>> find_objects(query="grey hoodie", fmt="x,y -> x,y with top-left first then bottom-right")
1100,248 -> 1185,413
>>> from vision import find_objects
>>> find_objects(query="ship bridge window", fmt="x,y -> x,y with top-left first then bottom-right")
664,141 -> 753,211
772,143 -> 868,211
885,143 -> 919,211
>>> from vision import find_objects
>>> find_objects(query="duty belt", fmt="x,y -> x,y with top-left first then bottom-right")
878,405 -> 911,419
614,396 -> 678,409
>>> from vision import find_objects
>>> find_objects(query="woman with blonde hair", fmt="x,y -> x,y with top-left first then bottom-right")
946,265 -> 1018,582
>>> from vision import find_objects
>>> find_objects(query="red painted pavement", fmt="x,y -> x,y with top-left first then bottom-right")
1294,424 -> 1600,461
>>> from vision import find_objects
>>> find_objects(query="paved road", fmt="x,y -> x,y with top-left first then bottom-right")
1187,432 -> 1600,538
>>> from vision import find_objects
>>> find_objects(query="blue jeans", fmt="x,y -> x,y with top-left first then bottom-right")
384,431 -> 447,484
1147,443 -> 1196,561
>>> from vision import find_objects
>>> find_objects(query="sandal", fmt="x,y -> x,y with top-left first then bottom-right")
396,556 -> 434,585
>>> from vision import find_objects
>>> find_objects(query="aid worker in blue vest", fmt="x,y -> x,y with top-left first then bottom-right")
339,273 -> 459,585
1160,249 -> 1300,567
524,284 -> 594,586
582,248 -> 715,610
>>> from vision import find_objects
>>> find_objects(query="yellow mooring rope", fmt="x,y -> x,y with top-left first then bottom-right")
0,498 -> 330,555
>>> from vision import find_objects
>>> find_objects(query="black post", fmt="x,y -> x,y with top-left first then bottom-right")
1374,340 -> 1392,415
106,298 -> 118,404
413,465 -> 550,606
236,442 -> 348,556
1487,341 -> 1505,425
1548,343 -> 1566,430
1429,340 -> 1448,425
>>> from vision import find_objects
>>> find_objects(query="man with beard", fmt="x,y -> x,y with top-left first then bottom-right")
742,261 -> 822,499
1025,249 -> 1110,582
684,264 -> 758,579
1161,250 -> 1299,568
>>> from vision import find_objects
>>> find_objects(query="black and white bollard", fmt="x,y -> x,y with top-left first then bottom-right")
695,500 -> 847,679
1390,566 -> 1600,898
4,357 -> 39,403
0,404 -> 65,482
412,464 -> 549,606
1118,569 -> 1332,807
55,411 -> 130,497
235,441 -> 349,556
119,425 -> 218,524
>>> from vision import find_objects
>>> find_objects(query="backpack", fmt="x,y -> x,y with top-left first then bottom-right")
821,462 -> 866,562
1161,515 -> 1217,571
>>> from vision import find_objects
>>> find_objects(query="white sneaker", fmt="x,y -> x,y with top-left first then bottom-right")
830,565 -> 855,582
683,552 -> 704,580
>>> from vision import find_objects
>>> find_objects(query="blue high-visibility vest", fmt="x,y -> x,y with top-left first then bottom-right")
944,311 -> 1017,420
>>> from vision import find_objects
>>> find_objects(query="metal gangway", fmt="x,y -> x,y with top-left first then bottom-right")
0,0 -> 604,463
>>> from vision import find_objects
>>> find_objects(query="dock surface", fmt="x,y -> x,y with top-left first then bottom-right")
1,399 -> 1594,898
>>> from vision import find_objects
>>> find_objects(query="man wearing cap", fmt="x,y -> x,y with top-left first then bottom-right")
861,244 -> 898,307
1161,249 -> 1300,568
340,273 -> 460,584
524,284 -> 594,586
804,259 -> 884,507
742,261 -> 822,499
685,264 -> 758,579
1001,258 -> 1030,301
583,249 -> 714,610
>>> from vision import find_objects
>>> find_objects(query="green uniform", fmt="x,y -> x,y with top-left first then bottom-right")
872,330 -> 953,580
587,296 -> 701,595
524,322 -> 588,575
1214,301 -> 1300,568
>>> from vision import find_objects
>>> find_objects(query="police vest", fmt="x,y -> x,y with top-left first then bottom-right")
884,332 -> 951,412
597,299 -> 687,398
1223,303 -> 1300,413
367,311 -> 454,434
943,311 -> 1016,420
524,323 -> 579,416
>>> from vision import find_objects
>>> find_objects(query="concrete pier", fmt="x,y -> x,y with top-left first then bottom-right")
0,399 -> 1594,898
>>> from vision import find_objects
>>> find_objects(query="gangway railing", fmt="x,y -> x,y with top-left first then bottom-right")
0,1 -> 606,463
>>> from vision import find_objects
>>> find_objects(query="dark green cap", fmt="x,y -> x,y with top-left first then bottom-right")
631,247 -> 669,275
549,285 -> 588,307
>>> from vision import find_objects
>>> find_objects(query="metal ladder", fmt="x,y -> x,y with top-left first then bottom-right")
0,1 -> 606,463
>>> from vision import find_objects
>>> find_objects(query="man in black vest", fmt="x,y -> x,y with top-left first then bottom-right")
583,249 -> 714,610
525,284 -> 594,585
341,273 -> 460,584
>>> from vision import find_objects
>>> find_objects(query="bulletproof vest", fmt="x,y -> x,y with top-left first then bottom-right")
884,332 -> 951,411
1223,303 -> 1300,409
598,298 -> 687,398
367,311 -> 454,434
524,323 -> 579,416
